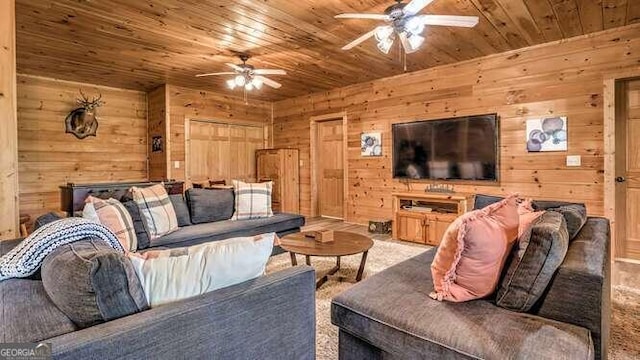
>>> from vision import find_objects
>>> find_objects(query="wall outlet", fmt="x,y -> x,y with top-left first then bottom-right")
174,161 -> 180,169
566,155 -> 581,167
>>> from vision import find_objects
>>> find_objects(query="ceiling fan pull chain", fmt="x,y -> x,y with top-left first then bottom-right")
403,51 -> 407,72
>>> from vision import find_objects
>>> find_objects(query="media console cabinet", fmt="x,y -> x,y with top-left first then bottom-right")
391,192 -> 474,246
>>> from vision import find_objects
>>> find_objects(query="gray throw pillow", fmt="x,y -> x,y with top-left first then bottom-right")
186,188 -> 234,224
41,239 -> 149,328
496,211 -> 569,312
169,194 -> 192,227
122,201 -> 151,249
547,204 -> 587,240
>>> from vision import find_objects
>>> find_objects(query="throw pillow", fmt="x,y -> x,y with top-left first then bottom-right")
86,196 -> 137,252
129,233 -> 275,307
122,201 -> 151,250
131,184 -> 179,241
41,239 -> 149,328
430,195 -> 519,302
495,211 -> 570,312
169,194 -> 192,227
547,204 -> 587,240
231,180 -> 273,220
185,188 -> 234,224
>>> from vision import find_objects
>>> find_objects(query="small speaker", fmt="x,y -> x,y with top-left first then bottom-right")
368,219 -> 391,234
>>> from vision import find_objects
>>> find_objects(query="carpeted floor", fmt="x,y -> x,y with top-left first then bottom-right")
266,236 -> 640,360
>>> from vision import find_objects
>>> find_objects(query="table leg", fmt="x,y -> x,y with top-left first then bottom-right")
305,255 -> 311,266
316,256 -> 341,289
356,251 -> 369,282
290,252 -> 297,266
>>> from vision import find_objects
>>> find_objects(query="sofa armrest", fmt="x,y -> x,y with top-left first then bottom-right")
49,266 -> 316,360
532,217 -> 610,360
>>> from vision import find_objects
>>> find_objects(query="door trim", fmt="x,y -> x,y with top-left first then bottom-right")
604,70 -> 640,262
310,112 -> 348,219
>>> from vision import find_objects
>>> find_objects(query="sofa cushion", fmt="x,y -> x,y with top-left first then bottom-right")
496,211 -> 570,312
232,180 -> 273,220
186,188 -> 234,224
41,239 -> 149,329
169,194 -> 192,227
430,196 -> 519,302
33,212 -> 64,231
332,250 -> 594,360
131,184 -> 178,241
123,201 -> 151,250
0,279 -> 77,343
129,233 -> 275,307
151,213 -> 305,249
548,204 -> 587,240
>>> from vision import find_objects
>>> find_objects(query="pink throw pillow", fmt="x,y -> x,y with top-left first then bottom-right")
430,195 -> 519,302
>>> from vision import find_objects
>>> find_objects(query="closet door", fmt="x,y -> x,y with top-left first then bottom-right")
188,121 -> 263,185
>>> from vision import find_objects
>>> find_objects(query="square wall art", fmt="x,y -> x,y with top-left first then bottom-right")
526,116 -> 567,152
361,132 -> 382,156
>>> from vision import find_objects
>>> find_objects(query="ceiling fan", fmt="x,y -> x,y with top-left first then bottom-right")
196,54 -> 287,91
336,0 -> 479,54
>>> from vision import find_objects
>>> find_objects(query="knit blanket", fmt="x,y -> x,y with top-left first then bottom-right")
0,217 -> 124,281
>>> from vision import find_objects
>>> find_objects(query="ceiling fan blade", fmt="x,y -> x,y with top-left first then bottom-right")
418,15 -> 479,28
335,13 -> 389,21
256,76 -> 282,89
195,72 -> 236,77
398,32 -> 420,54
253,69 -> 287,75
403,0 -> 435,16
342,27 -> 378,50
226,63 -> 243,71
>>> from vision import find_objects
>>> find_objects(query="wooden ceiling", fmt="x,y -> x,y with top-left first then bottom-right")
16,0 -> 640,101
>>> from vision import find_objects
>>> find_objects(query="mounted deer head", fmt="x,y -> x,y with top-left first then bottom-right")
65,89 -> 103,139
77,89 -> 104,111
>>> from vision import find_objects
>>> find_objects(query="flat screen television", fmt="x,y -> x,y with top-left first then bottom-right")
392,114 -> 499,181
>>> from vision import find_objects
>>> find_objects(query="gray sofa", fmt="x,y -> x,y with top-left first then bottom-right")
0,186 -> 312,359
332,215 -> 610,359
1,259 -> 316,359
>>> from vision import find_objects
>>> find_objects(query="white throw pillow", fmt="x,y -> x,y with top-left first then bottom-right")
128,233 -> 275,307
231,180 -> 273,220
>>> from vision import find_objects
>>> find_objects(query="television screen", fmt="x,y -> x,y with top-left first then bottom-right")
392,114 -> 499,181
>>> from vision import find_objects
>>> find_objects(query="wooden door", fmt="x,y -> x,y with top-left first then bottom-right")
188,121 -> 263,185
316,119 -> 344,218
617,79 -> 640,259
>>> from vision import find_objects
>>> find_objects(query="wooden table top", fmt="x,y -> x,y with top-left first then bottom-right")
280,231 -> 373,257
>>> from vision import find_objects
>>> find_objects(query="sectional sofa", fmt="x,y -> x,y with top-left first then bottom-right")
332,196 -> 610,360
0,184 -> 313,359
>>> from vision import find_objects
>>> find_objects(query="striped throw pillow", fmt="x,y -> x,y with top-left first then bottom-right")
131,184 -> 178,241
85,196 -> 137,252
231,180 -> 273,220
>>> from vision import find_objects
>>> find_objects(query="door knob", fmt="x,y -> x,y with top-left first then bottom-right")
615,176 -> 626,183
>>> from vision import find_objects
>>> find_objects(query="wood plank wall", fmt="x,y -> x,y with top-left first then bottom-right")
273,24 -> 640,224
166,85 -> 272,182
0,0 -> 19,240
148,85 -> 168,181
17,75 -> 148,222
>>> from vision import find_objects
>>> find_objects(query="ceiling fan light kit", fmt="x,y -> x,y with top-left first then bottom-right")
196,54 -> 286,101
336,0 -> 479,56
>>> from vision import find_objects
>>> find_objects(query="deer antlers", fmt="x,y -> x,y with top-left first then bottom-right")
77,89 -> 104,110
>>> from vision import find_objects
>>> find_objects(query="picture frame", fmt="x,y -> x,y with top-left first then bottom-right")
526,116 -> 568,152
361,132 -> 382,157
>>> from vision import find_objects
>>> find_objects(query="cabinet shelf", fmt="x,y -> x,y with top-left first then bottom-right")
392,192 -> 474,246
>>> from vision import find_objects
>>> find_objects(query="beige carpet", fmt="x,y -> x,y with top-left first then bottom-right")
266,238 -> 640,360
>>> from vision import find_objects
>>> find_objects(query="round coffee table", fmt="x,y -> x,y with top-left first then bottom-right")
280,231 -> 374,289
